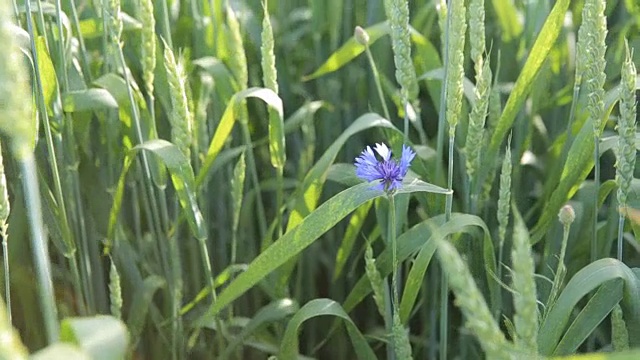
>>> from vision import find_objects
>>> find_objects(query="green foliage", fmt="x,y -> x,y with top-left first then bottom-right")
2,0 -> 639,359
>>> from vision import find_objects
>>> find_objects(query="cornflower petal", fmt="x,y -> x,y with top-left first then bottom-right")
374,143 -> 392,162
399,145 -> 416,176
355,146 -> 383,182
354,143 -> 416,193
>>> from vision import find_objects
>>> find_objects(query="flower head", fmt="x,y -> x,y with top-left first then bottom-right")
355,143 -> 415,193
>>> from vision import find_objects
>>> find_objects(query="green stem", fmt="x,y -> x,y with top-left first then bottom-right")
364,46 -> 391,121
617,211 -> 624,261
65,0 -> 92,82
1,224 -> 10,323
275,167 -> 284,240
441,133 -> 455,360
198,237 -> 225,355
20,153 -> 59,343
159,0 -> 173,48
115,40 -> 166,254
497,237 -> 504,283
55,0 -> 99,313
10,0 -> 19,26
592,136 -> 599,263
384,195 -> 398,360
389,195 -> 399,302
34,0 -> 49,50
117,38 -> 174,350
445,140 -> 455,218
560,224 -> 570,263
240,121 -> 268,241
389,194 -> 400,359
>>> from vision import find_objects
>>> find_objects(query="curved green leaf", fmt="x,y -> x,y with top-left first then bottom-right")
554,279 -> 623,355
62,89 -> 118,112
283,101 -> 326,134
106,139 -> 206,251
279,299 -> 375,360
253,101 -> 327,148
222,299 -> 299,358
286,113 -> 397,231
134,140 -> 206,240
343,213 -> 498,320
398,226 -> 438,323
200,182 -> 383,320
127,275 -> 166,347
268,105 -> 285,170
94,72 -> 166,187
397,214 -> 498,323
78,12 -> 142,39
491,0 -> 523,41
303,22 -> 390,81
197,87 -> 283,187
538,258 -> 640,355
417,68 -> 476,106
181,264 -> 248,315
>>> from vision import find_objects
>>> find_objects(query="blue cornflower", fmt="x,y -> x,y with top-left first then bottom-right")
354,143 -> 416,192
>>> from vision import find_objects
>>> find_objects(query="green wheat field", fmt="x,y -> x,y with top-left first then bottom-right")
0,0 -> 639,359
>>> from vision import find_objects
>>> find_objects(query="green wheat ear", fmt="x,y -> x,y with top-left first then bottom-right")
105,0 -> 123,67
612,304 -> 630,350
511,207 -> 538,352
497,138 -> 512,253
392,311 -> 413,359
581,0 -> 607,137
261,0 -> 278,94
616,40 -> 637,210
164,44 -> 193,159
139,0 -> 156,96
227,6 -> 248,90
445,0 -> 467,137
465,58 -> 492,184
384,0 -> 419,102
468,0 -> 486,65
435,238 -> 512,358
364,243 -> 386,318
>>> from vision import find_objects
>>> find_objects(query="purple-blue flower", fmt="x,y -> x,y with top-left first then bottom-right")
354,143 -> 415,192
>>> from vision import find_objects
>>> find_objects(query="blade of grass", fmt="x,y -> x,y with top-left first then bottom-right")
279,299 -> 376,359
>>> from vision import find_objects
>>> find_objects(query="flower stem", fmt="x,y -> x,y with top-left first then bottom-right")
389,193 -> 399,360
389,194 -> 399,308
